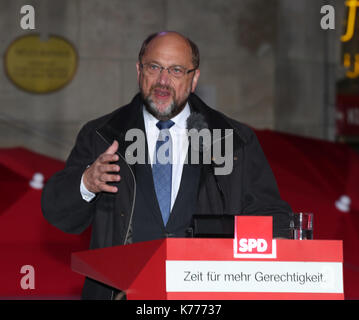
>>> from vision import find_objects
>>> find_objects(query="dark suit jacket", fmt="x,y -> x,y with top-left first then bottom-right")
41,93 -> 291,299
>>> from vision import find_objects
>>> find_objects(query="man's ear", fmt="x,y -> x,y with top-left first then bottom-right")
136,61 -> 141,82
191,69 -> 200,93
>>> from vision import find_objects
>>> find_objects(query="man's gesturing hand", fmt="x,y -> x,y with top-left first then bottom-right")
83,140 -> 121,194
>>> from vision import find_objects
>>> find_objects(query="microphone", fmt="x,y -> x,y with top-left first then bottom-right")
186,112 -> 209,152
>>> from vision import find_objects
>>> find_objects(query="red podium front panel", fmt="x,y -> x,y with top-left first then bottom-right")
71,217 -> 343,300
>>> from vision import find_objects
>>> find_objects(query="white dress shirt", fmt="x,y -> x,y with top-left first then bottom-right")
80,104 -> 190,211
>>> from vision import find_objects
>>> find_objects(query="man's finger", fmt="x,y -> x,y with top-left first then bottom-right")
99,153 -> 119,164
104,140 -> 119,155
99,173 -> 121,183
98,183 -> 118,193
98,164 -> 120,173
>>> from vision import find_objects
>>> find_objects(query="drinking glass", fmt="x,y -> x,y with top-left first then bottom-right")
290,212 -> 313,240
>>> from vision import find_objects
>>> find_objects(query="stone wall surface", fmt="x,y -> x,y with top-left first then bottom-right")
0,0 -> 341,159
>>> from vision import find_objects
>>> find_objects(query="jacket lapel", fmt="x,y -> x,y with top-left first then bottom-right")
96,94 -> 144,159
187,93 -> 245,215
167,161 -> 201,226
134,162 -> 164,226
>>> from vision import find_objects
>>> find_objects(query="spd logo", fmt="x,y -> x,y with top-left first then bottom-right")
238,238 -> 268,252
233,216 -> 277,258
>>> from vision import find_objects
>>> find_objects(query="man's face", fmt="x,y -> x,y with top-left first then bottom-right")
136,33 -> 200,120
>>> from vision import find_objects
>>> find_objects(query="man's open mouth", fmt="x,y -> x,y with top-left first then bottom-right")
153,87 -> 172,100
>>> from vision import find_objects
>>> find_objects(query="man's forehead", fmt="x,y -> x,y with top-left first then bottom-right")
143,33 -> 192,64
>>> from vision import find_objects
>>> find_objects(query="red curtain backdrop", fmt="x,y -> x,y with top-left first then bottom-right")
255,129 -> 359,299
0,148 -> 90,299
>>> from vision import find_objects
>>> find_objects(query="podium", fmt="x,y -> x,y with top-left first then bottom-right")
71,217 -> 344,300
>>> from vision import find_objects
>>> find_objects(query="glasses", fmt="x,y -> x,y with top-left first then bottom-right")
140,62 -> 196,79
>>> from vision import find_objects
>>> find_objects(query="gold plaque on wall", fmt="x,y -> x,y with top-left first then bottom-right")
4,34 -> 77,93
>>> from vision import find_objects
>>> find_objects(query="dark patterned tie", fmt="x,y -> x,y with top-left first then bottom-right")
152,120 -> 175,226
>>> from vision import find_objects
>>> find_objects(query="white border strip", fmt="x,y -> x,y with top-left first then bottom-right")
233,239 -> 277,258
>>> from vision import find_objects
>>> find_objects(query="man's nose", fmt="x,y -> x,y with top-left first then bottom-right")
158,68 -> 171,85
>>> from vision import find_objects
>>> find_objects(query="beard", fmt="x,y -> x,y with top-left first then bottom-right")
141,83 -> 191,121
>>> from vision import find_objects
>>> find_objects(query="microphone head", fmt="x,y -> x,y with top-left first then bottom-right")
186,112 -> 208,131
186,112 -> 209,153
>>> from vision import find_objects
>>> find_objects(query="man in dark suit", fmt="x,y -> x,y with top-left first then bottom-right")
41,31 -> 291,300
